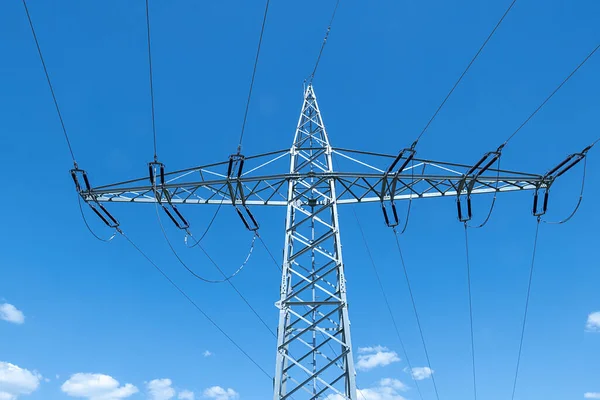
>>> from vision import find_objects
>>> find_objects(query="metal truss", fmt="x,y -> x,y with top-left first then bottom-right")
75,85 -> 562,400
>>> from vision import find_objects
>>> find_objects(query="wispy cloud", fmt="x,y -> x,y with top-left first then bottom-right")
203,351 -> 212,357
61,373 -> 138,400
203,386 -> 238,400
407,367 -> 434,381
178,390 -> 195,400
147,379 -> 175,400
586,312 -> 600,332
326,378 -> 408,400
585,393 -> 600,399
356,346 -> 400,371
0,361 -> 42,399
0,304 -> 25,325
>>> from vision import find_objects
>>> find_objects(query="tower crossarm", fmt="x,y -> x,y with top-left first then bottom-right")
81,149 -> 546,207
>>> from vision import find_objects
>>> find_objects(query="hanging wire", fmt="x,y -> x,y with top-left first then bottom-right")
184,198 -> 227,248
414,0 -> 518,145
467,156 -> 502,229
22,0 -> 77,166
392,229 -> 441,400
397,160 -> 426,235
144,0 -> 158,161
308,0 -> 341,84
118,229 -> 273,379
503,43 -> 600,146
510,217 -> 541,400
542,157 -> 587,225
351,207 -> 425,400
77,196 -> 117,242
462,223 -> 478,400
155,204 -> 256,284
237,0 -> 271,153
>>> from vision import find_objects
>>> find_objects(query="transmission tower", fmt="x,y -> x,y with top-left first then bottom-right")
72,84 -> 584,399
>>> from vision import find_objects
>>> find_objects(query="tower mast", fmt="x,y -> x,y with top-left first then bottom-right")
273,85 -> 357,399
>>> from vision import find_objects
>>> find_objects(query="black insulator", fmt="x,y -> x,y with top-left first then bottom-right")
82,173 -> 92,191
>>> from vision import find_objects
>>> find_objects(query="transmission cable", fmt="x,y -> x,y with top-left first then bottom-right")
119,229 -> 273,379
308,0 -> 341,84
351,208 -> 425,400
392,230 -> 441,400
462,223 -> 478,400
510,217 -> 541,400
144,0 -> 159,161
237,0 -> 271,153
502,43 -> 600,146
414,0 -> 518,145
22,0 -> 77,167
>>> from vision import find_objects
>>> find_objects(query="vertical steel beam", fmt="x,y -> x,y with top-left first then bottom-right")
273,85 -> 357,399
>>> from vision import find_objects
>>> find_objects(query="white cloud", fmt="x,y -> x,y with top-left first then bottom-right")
203,351 -> 212,358
178,390 -> 195,400
355,346 -> 400,371
408,367 -> 433,381
147,379 -> 175,400
586,312 -> 600,332
203,386 -> 238,400
325,378 -> 408,400
585,394 -> 600,399
0,361 -> 42,399
0,304 -> 25,325
61,373 -> 138,400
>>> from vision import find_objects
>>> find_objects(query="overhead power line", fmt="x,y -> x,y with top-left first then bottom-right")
510,218 -> 541,400
22,0 -> 77,166
463,224 -> 478,400
351,208 -> 425,400
392,230 -> 441,400
415,0 -> 518,145
503,43 -> 600,145
238,0 -> 271,153
309,0 -> 341,84
119,230 -> 273,380
144,0 -> 159,161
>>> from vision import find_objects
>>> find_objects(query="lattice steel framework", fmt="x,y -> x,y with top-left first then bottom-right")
73,85 -> 576,400
272,85 -> 356,399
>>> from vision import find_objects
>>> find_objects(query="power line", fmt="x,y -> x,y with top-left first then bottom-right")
415,0 -> 518,145
351,208 -> 425,400
503,43 -> 600,145
392,230 -> 441,400
238,0 -> 271,153
119,230 -> 273,380
309,0 -> 341,84
22,0 -> 77,166
144,0 -> 158,161
463,224 -> 478,400
510,217 -> 541,400
154,206 -> 276,337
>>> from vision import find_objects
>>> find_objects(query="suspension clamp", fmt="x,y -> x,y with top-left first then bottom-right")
227,154 -> 259,231
456,146 -> 503,222
70,168 -> 120,229
380,146 -> 416,227
149,161 -> 190,230
532,146 -> 590,217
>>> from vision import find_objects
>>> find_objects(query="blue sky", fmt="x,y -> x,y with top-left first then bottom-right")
1,0 -> 599,399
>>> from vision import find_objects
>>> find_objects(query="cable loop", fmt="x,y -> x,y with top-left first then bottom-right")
77,196 -> 117,242
542,156 -> 587,225
156,203 -> 256,284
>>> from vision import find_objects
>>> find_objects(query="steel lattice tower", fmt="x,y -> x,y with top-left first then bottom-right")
72,83 -> 585,400
273,85 -> 357,399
